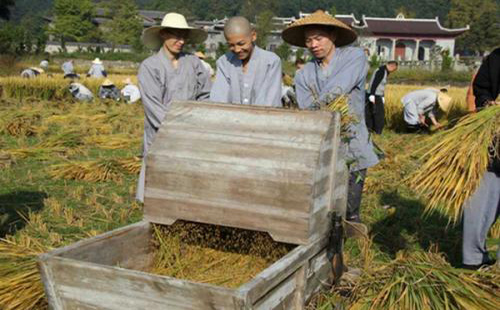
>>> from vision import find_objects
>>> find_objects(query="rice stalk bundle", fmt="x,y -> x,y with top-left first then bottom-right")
117,156 -> 142,174
347,250 -> 500,310
5,146 -> 67,160
323,94 -> 356,139
409,106 -> 500,223
2,115 -> 40,137
84,134 -> 141,150
49,159 -> 125,182
151,222 -> 294,288
0,236 -> 49,310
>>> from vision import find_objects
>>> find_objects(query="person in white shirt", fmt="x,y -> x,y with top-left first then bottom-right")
121,78 -> 141,103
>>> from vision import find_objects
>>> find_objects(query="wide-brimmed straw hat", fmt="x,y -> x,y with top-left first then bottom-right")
101,79 -> 114,87
92,58 -> 102,65
142,13 -> 208,49
194,51 -> 206,59
437,92 -> 452,112
31,67 -> 45,74
282,10 -> 357,48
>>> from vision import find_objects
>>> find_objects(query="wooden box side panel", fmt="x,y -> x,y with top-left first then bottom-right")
308,112 -> 347,242
40,257 -> 244,310
43,221 -> 154,271
304,249 -> 332,302
144,102 -> 337,245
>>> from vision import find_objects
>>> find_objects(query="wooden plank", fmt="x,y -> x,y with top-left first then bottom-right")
238,237 -> 327,304
292,264 -> 308,309
253,273 -> 298,310
41,221 -> 153,271
45,257 -> 244,310
304,249 -> 332,302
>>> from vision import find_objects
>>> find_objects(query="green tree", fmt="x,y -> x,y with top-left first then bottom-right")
0,0 -> 15,20
328,6 -> 337,16
447,0 -> 500,55
255,10 -> 275,49
216,42 -> 228,59
240,0 -> 278,21
101,0 -> 143,51
50,0 -> 96,50
295,48 -> 305,61
275,42 -> 291,60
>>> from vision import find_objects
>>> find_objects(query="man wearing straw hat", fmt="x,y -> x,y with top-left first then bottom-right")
87,58 -> 107,78
282,10 -> 379,224
98,79 -> 120,101
136,12 -> 211,202
400,88 -> 452,132
20,67 -> 44,79
209,16 -> 282,107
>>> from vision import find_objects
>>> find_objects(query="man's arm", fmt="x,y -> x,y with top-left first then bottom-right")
369,66 -> 385,97
263,57 -> 283,107
209,58 -> 230,103
194,57 -> 212,100
473,55 -> 493,108
294,69 -> 315,109
137,63 -> 167,131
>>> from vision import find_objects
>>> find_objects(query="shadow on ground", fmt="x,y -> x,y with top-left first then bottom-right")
370,190 -> 462,266
0,191 -> 47,238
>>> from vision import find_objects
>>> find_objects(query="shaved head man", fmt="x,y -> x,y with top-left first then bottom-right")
210,16 -> 282,107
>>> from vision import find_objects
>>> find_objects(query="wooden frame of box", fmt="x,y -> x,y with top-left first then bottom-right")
38,101 -> 348,310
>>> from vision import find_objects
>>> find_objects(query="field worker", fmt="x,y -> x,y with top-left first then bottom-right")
69,82 -> 93,102
98,79 -> 120,101
87,58 -> 107,78
401,88 -> 451,132
209,16 -> 282,107
39,59 -> 49,70
282,10 -> 379,223
20,67 -> 44,78
137,12 -> 211,202
462,47 -> 499,270
295,58 -> 305,71
62,60 -> 79,79
195,51 -> 214,76
365,61 -> 398,134
121,78 -> 141,103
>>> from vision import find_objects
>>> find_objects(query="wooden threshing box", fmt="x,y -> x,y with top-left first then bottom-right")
39,101 -> 348,310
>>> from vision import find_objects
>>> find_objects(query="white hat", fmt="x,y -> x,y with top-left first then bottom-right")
142,13 -> 208,49
437,92 -> 452,112
92,58 -> 102,64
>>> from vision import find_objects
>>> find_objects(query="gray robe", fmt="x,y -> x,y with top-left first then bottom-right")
136,47 -> 212,202
401,88 -> 438,125
87,63 -> 106,78
295,46 -> 379,172
210,46 -> 282,107
62,61 -> 75,75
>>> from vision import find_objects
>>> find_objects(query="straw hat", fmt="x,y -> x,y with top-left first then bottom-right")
194,51 -> 206,59
437,92 -> 452,112
282,10 -> 357,48
31,67 -> 45,74
142,13 -> 208,49
101,79 -> 114,87
92,58 -> 102,65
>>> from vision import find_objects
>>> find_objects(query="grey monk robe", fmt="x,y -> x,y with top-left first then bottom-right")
210,46 -> 282,107
136,48 -> 212,202
294,46 -> 379,172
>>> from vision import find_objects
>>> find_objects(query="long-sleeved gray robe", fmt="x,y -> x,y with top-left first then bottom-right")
62,61 -> 75,75
210,46 -> 282,107
294,46 -> 379,172
401,88 -> 438,125
136,47 -> 212,202
87,63 -> 106,78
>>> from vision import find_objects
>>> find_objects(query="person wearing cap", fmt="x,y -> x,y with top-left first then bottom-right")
401,88 -> 451,132
195,51 -> 214,76
282,10 -> 379,223
87,58 -> 107,78
98,79 -> 121,101
462,47 -> 499,270
20,67 -> 44,78
137,12 -> 211,202
365,61 -> 398,134
69,82 -> 93,102
121,78 -> 141,103
62,60 -> 79,79
209,16 -> 282,107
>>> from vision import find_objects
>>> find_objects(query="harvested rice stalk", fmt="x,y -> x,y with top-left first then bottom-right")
0,236 -> 49,310
409,106 -> 500,223
50,157 -> 141,182
347,250 -> 500,310
5,146 -> 68,160
84,134 -> 141,150
117,156 -> 142,174
151,222 -> 294,288
3,115 -> 40,136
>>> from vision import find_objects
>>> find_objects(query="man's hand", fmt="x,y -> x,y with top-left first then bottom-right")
419,115 -> 428,127
429,116 -> 442,129
368,95 -> 375,104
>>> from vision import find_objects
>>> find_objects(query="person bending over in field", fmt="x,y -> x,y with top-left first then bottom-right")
69,82 -> 93,102
209,16 -> 282,107
401,88 -> 451,133
282,10 -> 379,224
461,47 -> 499,270
87,58 -> 107,78
20,67 -> 44,78
62,60 -> 79,79
121,78 -> 141,104
98,79 -> 120,101
136,12 -> 211,202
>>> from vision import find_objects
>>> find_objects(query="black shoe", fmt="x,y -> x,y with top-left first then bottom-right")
461,259 -> 496,270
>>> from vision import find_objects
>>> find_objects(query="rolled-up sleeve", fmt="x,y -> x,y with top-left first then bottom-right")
138,63 -> 166,131
210,58 -> 230,102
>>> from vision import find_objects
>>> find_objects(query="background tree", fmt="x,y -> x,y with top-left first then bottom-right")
102,0 -> 144,51
447,0 -> 500,55
240,0 -> 278,21
255,10 -> 275,49
275,42 -> 291,61
0,0 -> 15,20
216,42 -> 228,59
50,0 -> 96,50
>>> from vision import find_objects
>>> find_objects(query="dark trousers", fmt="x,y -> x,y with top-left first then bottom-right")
365,96 -> 385,134
347,169 -> 367,222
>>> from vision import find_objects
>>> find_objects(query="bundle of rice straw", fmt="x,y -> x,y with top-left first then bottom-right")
347,250 -> 500,310
50,157 -> 141,182
410,105 -> 499,223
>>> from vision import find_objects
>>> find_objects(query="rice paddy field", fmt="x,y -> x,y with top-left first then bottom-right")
0,75 -> 499,310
